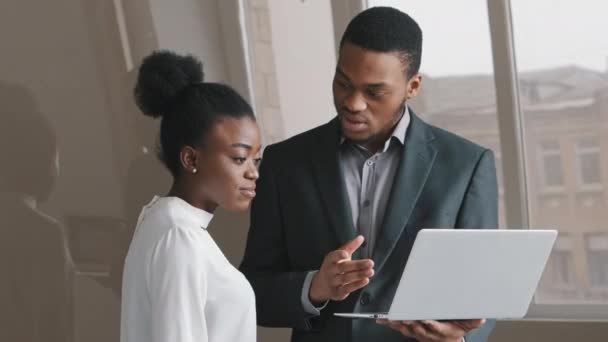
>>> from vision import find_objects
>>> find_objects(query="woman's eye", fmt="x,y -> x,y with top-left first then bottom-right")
233,157 -> 247,164
254,158 -> 262,166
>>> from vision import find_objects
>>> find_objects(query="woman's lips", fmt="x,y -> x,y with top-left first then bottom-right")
240,188 -> 256,198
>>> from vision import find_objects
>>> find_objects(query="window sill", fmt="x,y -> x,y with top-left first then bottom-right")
576,185 -> 604,194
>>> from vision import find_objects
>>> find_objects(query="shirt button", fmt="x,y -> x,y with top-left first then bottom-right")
360,292 -> 370,305
366,160 -> 374,166
363,200 -> 371,207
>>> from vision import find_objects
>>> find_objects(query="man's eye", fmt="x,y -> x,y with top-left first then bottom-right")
233,157 -> 246,164
367,90 -> 384,99
336,80 -> 351,89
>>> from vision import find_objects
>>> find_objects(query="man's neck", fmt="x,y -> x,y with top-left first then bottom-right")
360,110 -> 405,154
359,134 -> 391,154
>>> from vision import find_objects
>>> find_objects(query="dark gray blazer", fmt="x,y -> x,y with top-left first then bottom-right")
240,112 -> 498,342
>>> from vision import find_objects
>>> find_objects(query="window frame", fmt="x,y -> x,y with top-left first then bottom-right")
487,0 -> 608,320
357,0 -> 608,321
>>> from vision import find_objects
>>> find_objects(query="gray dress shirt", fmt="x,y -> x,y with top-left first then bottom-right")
301,108 -> 410,314
340,109 -> 409,258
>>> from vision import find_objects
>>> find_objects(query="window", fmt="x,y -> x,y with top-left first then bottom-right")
586,234 -> 608,289
537,235 -> 577,302
512,0 -> 608,310
576,137 -> 602,190
539,140 -> 564,190
550,250 -> 576,286
367,0 -> 608,318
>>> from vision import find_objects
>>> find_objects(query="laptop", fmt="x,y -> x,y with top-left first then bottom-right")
334,228 -> 557,320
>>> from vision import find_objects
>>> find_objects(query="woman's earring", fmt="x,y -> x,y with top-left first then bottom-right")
192,168 -> 197,174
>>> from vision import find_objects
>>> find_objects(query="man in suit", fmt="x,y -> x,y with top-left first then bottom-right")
240,7 -> 497,342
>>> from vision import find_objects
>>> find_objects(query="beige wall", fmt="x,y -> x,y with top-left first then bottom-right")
0,1 -> 253,341
148,0 -> 229,83
266,0 -> 337,139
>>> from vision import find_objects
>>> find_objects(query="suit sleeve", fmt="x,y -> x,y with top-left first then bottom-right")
455,149 -> 498,229
456,149 -> 498,342
239,145 -> 318,330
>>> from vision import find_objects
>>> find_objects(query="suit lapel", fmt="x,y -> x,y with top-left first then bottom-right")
372,112 -> 437,271
311,118 -> 357,246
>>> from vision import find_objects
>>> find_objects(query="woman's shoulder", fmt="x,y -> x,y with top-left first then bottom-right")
146,196 -> 213,231
152,224 -> 210,259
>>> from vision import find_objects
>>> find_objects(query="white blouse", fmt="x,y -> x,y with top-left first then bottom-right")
121,196 -> 256,342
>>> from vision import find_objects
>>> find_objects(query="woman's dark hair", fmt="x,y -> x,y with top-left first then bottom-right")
134,50 -> 255,177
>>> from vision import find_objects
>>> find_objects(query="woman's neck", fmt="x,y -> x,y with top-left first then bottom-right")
167,181 -> 217,213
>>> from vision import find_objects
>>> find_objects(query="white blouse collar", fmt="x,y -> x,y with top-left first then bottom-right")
149,195 -> 214,229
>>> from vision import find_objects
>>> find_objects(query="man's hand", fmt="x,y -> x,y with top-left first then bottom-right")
376,319 -> 485,342
309,235 -> 374,303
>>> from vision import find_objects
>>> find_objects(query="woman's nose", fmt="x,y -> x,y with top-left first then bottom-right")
245,165 -> 259,180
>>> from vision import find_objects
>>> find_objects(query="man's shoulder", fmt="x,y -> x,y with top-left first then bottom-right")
421,119 -> 491,158
412,116 -> 496,182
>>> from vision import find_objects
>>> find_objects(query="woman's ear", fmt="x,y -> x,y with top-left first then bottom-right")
179,146 -> 199,174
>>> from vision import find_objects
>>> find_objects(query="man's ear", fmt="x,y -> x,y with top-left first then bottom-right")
406,73 -> 422,99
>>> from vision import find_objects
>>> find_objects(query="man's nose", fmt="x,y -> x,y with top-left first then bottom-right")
343,91 -> 367,113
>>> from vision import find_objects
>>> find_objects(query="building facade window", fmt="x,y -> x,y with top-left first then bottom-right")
576,136 -> 602,190
586,233 -> 608,288
539,140 -> 564,190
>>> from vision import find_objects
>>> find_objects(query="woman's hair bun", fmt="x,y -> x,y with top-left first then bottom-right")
134,50 -> 204,118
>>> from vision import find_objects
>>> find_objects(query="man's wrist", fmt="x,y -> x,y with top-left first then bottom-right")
308,271 -> 328,304
302,271 -> 328,314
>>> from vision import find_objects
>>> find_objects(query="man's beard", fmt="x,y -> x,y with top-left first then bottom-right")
340,99 -> 407,147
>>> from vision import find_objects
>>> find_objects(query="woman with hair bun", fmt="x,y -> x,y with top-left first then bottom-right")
121,50 -> 261,342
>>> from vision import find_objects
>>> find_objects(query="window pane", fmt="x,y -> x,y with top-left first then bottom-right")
512,0 -> 608,304
537,235 -> 578,301
368,0 -> 505,227
586,234 -> 608,291
543,154 -> 564,187
576,137 -> 602,186
539,140 -> 564,189
579,153 -> 601,185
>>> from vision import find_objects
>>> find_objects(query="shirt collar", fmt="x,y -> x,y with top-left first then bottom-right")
387,106 -> 410,147
340,106 -> 410,153
149,195 -> 214,229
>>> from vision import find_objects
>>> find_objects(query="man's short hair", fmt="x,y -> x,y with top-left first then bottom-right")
340,6 -> 423,78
